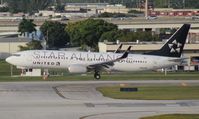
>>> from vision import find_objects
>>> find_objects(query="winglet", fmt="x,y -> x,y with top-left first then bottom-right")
120,46 -> 131,59
144,24 -> 190,57
114,44 -> 123,53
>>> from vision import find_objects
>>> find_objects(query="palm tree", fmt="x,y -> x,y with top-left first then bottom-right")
18,18 -> 43,50
18,18 -> 36,35
5,0 -> 54,13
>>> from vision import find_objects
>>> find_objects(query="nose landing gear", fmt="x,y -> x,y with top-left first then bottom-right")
94,71 -> 100,80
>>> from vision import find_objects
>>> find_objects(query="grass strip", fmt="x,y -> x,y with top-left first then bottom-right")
97,86 -> 199,100
140,114 -> 199,119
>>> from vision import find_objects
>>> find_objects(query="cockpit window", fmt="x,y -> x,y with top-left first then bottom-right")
12,54 -> 21,57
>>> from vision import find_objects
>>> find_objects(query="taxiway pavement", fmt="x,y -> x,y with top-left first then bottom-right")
0,80 -> 199,119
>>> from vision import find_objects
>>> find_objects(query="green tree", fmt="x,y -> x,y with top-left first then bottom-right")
55,5 -> 65,11
66,19 -> 118,50
98,12 -> 132,18
19,40 -> 43,51
119,31 -> 160,42
40,21 -> 70,49
0,7 -> 9,12
128,10 -> 143,14
18,18 -> 36,35
5,0 -> 53,13
54,0 -> 65,11
6,0 -> 21,13
100,30 -> 124,42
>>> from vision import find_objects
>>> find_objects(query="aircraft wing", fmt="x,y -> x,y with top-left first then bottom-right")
88,46 -> 131,71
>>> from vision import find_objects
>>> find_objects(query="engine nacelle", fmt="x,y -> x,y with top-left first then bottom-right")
68,64 -> 87,73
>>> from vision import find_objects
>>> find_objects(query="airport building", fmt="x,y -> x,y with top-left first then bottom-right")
64,3 -> 108,13
149,8 -> 199,17
0,37 -> 30,59
98,41 -> 199,71
38,3 -> 129,18
103,4 -> 129,14
64,3 -> 128,14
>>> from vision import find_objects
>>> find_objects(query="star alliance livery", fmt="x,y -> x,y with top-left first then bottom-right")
6,24 -> 190,79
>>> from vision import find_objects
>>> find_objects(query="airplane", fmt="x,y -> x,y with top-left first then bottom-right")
6,24 -> 190,80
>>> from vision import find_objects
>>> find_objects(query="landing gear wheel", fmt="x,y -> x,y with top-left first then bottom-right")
94,72 -> 101,80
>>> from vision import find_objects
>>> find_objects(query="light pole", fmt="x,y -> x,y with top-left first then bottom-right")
168,0 -> 170,8
145,0 -> 148,18
9,39 -> 13,77
183,0 -> 185,8
45,30 -> 48,50
43,30 -> 49,79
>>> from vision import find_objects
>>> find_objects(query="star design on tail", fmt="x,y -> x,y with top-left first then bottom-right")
168,40 -> 182,53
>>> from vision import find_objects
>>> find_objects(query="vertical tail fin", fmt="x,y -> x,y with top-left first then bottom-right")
145,24 -> 191,57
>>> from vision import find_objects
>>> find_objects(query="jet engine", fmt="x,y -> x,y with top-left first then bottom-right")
68,64 -> 87,73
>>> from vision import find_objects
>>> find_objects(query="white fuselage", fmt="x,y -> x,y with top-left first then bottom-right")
6,50 -> 180,72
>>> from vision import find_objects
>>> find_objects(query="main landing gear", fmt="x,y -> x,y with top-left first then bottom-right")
94,71 -> 101,80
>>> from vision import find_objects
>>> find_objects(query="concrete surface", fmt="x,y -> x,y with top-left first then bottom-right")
0,80 -> 198,119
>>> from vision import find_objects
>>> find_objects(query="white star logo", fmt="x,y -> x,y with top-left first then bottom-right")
168,40 -> 182,53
